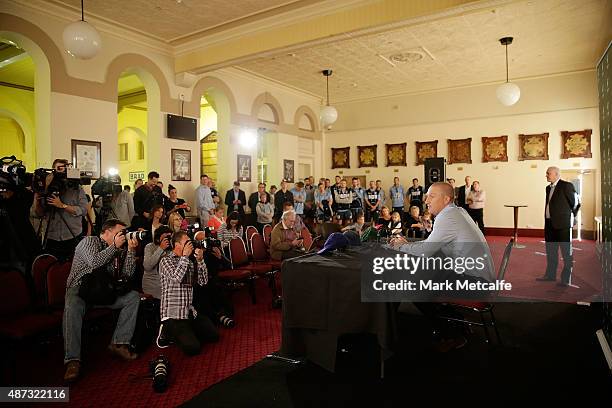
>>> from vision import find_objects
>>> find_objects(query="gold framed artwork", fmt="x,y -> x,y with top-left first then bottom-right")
331,147 -> 350,169
561,129 -> 592,159
415,140 -> 438,165
518,133 -> 549,161
357,145 -> 377,167
482,136 -> 508,162
385,143 -> 407,166
447,138 -> 472,164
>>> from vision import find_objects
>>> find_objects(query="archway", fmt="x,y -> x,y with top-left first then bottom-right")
0,35 -> 50,169
117,73 -> 149,188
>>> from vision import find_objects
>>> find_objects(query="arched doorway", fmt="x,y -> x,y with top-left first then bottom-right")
117,73 -> 148,189
0,39 -> 39,169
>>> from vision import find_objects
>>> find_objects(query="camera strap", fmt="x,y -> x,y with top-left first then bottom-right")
56,207 -> 79,239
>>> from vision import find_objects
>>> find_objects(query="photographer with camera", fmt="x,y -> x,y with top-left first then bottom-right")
132,171 -> 164,230
34,159 -> 89,260
158,231 -> 219,356
63,219 -> 140,383
142,225 -> 173,299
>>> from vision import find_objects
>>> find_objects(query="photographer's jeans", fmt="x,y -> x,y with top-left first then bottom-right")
63,286 -> 140,364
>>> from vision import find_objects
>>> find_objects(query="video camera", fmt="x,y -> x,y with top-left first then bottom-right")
91,174 -> 122,198
0,156 -> 32,193
186,223 -> 221,250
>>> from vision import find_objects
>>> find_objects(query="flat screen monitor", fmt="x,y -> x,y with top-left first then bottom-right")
167,114 -> 197,141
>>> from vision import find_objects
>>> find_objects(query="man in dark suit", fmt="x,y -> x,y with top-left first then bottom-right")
224,181 -> 247,219
537,166 -> 580,287
455,176 -> 471,211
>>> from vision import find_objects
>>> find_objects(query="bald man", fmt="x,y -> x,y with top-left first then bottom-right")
538,166 -> 580,287
390,182 -> 494,282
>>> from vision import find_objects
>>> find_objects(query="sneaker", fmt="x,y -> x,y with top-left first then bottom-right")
108,344 -> 138,360
156,323 -> 170,349
63,360 -> 81,383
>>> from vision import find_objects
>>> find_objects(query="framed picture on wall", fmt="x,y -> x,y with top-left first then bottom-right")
237,154 -> 252,182
561,129 -> 592,159
385,143 -> 406,166
447,138 -> 472,164
283,159 -> 295,183
171,149 -> 191,181
331,147 -> 350,169
518,133 -> 549,161
71,139 -> 101,179
357,145 -> 378,167
415,140 -> 438,165
482,135 -> 508,162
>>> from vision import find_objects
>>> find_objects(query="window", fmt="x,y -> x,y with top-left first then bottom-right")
137,141 -> 145,160
119,143 -> 128,162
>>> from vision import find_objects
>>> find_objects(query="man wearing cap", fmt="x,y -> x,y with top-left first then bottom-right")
224,181 -> 246,218
270,210 -> 304,260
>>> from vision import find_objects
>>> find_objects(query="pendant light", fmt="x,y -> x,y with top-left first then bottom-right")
320,69 -> 338,126
496,37 -> 520,106
63,0 -> 102,59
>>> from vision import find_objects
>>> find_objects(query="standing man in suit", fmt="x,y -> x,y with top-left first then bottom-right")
456,176 -> 472,212
537,166 -> 580,287
224,181 -> 247,219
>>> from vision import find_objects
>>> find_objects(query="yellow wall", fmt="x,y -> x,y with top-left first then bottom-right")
327,71 -> 601,231
117,106 -> 148,187
0,86 -> 35,168
0,115 -> 25,159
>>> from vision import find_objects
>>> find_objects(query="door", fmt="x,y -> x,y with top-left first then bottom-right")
560,169 -> 596,240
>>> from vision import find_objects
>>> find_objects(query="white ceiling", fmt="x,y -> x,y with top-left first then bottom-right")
45,0 -> 310,43
237,0 -> 610,103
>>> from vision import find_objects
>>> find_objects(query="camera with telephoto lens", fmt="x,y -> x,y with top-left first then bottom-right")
149,354 -> 170,393
123,230 -> 151,242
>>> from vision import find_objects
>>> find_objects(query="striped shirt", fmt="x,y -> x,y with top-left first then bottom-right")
67,236 -> 136,288
159,252 -> 208,321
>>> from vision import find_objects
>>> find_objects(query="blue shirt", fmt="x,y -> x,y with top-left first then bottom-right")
291,188 -> 306,215
390,185 -> 405,208
195,184 -> 214,211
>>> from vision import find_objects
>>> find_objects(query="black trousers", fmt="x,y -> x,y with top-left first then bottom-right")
470,208 -> 485,234
544,218 -> 573,283
164,314 -> 219,356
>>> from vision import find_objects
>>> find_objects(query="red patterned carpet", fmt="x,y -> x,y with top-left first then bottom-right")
486,236 -> 602,303
13,279 -> 282,407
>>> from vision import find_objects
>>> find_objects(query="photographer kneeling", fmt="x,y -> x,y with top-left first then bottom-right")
63,219 -> 140,383
158,231 -> 219,356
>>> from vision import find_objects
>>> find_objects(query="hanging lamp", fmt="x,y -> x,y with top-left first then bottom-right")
63,0 -> 102,59
496,37 -> 520,106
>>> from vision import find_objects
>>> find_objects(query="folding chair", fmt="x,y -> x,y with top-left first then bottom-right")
250,233 -> 282,302
262,224 -> 273,248
245,225 -> 258,253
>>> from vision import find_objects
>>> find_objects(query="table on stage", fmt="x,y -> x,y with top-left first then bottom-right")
504,205 -> 528,248
279,245 -> 398,373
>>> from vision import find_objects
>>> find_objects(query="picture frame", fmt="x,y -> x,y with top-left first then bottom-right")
71,139 -> 101,179
482,135 -> 508,162
283,159 -> 295,183
171,149 -> 191,181
518,133 -> 549,161
357,145 -> 378,167
561,129 -> 592,159
331,147 -> 350,169
447,138 -> 472,164
415,140 -> 438,165
237,154 -> 252,182
385,143 -> 407,167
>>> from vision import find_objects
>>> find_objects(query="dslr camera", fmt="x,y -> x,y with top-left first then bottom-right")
186,224 -> 221,250
123,230 -> 151,242
149,354 -> 170,393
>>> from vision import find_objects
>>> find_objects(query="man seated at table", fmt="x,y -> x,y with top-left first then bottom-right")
270,210 -> 304,260
389,182 -> 494,351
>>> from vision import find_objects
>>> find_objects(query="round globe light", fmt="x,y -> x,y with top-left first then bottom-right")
496,82 -> 521,106
63,20 -> 102,59
320,105 -> 338,126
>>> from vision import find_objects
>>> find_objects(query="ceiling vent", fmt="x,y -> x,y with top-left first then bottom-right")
386,46 -> 434,64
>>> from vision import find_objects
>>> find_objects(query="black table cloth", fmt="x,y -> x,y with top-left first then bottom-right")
279,244 -> 398,372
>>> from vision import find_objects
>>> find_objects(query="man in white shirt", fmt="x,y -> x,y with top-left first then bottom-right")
195,175 -> 214,226
389,182 -> 494,282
